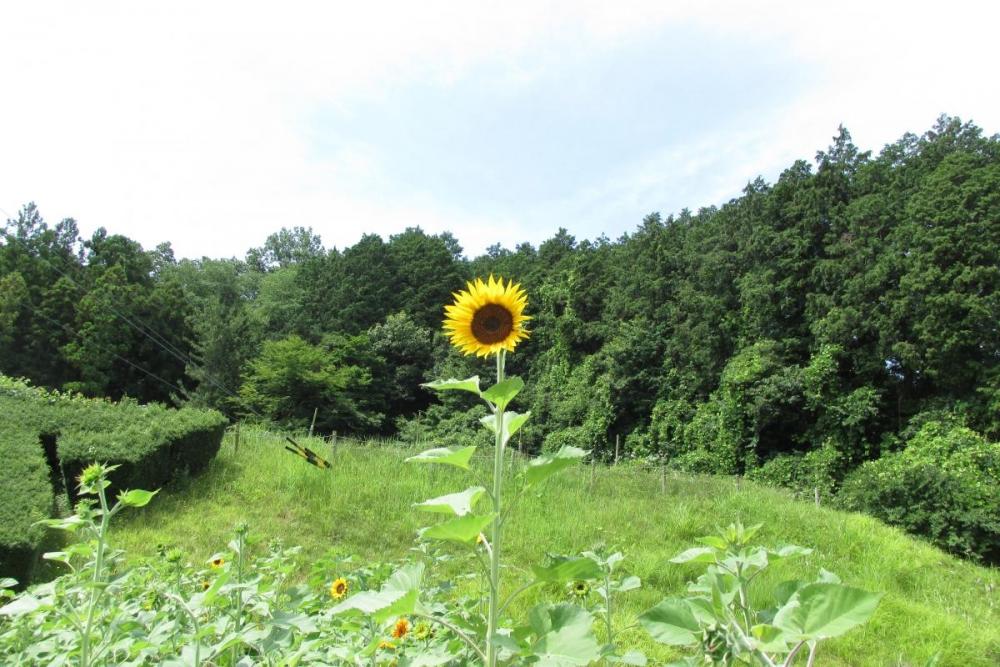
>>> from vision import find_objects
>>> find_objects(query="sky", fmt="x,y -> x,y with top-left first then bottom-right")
1,1 -> 998,260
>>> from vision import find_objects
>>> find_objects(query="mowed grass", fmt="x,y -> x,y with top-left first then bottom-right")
112,427 -> 1000,666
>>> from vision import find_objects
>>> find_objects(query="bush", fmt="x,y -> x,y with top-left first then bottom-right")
395,402 -> 491,450
748,443 -> 843,500
57,405 -> 227,502
0,375 -> 227,582
0,426 -> 54,586
838,421 -> 1000,563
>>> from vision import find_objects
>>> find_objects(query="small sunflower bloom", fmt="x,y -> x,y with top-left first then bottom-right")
330,577 -> 348,599
210,557 -> 225,569
391,617 -> 411,639
443,275 -> 530,356
378,640 -> 396,651
414,622 -> 434,640
201,580 -> 211,591
571,580 -> 590,598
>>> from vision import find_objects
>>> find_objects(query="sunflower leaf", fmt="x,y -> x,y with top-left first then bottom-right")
406,446 -> 477,470
638,599 -> 701,646
527,603 -> 602,665
503,411 -> 531,444
415,486 -> 486,516
523,445 -> 588,487
531,555 -> 604,583
479,411 -> 532,446
421,513 -> 496,543
482,376 -> 524,410
421,376 -> 481,395
333,563 -> 424,623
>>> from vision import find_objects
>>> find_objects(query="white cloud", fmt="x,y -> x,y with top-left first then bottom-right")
1,1 -> 997,259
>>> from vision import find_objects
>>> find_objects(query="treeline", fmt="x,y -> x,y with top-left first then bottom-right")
1,116 -> 998,556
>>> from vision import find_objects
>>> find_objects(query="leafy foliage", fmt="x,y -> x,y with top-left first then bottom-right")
640,523 -> 880,666
2,116 -> 999,560
0,376 -> 226,584
838,421 -> 1000,562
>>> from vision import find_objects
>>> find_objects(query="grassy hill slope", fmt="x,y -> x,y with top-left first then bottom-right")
112,428 -> 999,666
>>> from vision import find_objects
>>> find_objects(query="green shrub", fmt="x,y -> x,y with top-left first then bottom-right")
838,421 -> 1000,563
56,406 -> 227,502
0,375 -> 227,582
748,442 -> 843,500
0,426 -> 54,586
395,402 -> 491,450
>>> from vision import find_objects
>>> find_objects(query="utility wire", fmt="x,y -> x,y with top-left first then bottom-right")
2,228 -> 241,407
2,225 -> 332,470
24,301 -> 191,400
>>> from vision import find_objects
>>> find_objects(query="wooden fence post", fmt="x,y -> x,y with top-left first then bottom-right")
614,434 -> 620,465
308,407 -> 319,438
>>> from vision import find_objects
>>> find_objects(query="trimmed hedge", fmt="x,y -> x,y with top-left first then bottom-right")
0,376 -> 227,584
0,425 -> 54,585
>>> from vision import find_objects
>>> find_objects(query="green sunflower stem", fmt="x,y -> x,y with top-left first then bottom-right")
486,349 -> 506,667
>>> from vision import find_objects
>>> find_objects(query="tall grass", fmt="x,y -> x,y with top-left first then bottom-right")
113,426 -> 999,666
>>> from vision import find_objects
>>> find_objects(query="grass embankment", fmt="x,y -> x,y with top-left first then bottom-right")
113,427 -> 999,666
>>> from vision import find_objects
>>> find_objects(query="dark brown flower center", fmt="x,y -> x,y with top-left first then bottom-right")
471,303 -> 514,344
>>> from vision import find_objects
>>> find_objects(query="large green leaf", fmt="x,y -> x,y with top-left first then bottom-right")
503,411 -> 531,444
479,411 -> 532,446
773,583 -> 882,641
528,603 -> 602,666
523,446 -> 588,486
768,545 -> 813,561
750,624 -> 793,653
482,376 -> 524,411
332,563 -> 424,623
117,488 -> 158,508
422,513 -> 495,543
694,535 -> 728,550
670,547 -> 717,564
773,579 -> 805,606
406,446 -> 477,470
531,555 -> 604,584
608,651 -> 648,665
638,599 -> 701,646
331,586 -> 407,616
421,376 -> 481,395
415,486 -> 486,517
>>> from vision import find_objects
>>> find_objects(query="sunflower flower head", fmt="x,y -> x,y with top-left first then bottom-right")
391,617 -> 411,639
330,577 -> 348,600
209,556 -> 225,569
443,275 -> 530,357
414,622 -> 434,640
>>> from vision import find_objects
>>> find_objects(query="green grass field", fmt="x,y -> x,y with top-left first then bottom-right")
112,427 -> 1000,666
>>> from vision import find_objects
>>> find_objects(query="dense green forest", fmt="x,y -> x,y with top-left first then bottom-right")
2,116 -> 998,561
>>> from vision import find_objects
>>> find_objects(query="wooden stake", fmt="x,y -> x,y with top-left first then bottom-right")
614,434 -> 620,465
308,407 -> 319,438
814,488 -> 820,507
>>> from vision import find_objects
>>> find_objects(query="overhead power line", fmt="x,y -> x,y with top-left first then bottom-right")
1,226 -> 333,470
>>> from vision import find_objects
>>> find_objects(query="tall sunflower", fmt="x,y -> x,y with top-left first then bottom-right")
443,275 -> 529,357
